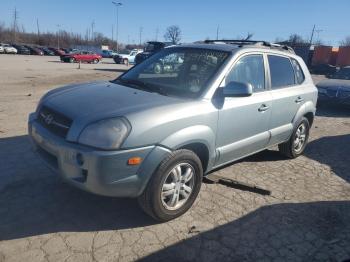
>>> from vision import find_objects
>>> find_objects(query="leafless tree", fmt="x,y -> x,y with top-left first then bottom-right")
164,25 -> 181,44
340,36 -> 350,46
243,32 -> 254,41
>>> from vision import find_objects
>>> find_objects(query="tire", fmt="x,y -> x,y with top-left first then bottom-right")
93,58 -> 99,64
69,57 -> 75,63
138,149 -> 203,222
278,117 -> 310,159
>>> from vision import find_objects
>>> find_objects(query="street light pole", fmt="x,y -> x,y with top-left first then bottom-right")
56,24 -> 60,49
112,1 -> 122,53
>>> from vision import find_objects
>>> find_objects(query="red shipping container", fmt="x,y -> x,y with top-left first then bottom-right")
336,46 -> 350,67
312,46 -> 332,65
329,47 -> 339,66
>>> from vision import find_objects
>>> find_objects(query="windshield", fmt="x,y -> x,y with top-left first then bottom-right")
116,48 -> 229,98
330,68 -> 350,80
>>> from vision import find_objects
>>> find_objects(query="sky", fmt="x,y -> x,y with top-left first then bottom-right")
0,0 -> 349,46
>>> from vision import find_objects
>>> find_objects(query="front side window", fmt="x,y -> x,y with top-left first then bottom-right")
226,54 -> 265,92
268,55 -> 295,89
117,48 -> 229,98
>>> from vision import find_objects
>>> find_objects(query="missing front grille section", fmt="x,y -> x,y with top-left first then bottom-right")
38,106 -> 72,138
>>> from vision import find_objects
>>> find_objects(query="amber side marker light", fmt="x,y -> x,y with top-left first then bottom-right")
127,157 -> 142,165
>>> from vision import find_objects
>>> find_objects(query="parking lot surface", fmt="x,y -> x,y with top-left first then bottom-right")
0,55 -> 349,262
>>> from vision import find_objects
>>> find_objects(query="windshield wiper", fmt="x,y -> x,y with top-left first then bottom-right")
116,78 -> 168,96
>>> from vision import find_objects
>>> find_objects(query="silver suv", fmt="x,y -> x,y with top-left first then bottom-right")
28,40 -> 317,221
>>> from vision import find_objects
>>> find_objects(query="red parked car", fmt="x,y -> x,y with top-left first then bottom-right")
60,51 -> 102,63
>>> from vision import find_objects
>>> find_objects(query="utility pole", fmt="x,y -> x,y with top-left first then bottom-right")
112,24 -> 114,42
56,24 -> 60,49
91,20 -> 95,43
216,25 -> 219,40
139,27 -> 143,47
309,24 -> 315,45
112,2 -> 122,52
36,18 -> 40,42
13,7 -> 18,43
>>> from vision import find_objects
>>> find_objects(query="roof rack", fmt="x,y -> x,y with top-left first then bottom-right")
204,39 -> 295,54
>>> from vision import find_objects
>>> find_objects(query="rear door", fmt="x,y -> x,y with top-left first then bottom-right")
266,55 -> 307,146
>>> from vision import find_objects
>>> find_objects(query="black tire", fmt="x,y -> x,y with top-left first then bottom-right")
138,149 -> 203,222
278,117 -> 310,158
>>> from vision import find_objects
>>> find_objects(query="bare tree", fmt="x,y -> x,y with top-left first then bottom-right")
340,36 -> 350,46
164,25 -> 181,44
243,32 -> 254,41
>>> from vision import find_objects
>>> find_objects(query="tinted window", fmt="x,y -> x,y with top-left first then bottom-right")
268,55 -> 295,89
291,58 -> 305,84
226,55 -> 265,92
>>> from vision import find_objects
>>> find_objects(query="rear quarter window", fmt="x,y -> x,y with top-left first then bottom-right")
291,58 -> 305,84
268,55 -> 295,89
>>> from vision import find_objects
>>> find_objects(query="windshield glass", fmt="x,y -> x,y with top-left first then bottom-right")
145,43 -> 156,52
330,68 -> 350,80
117,48 -> 229,98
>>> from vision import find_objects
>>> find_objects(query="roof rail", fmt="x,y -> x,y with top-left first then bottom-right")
204,39 -> 295,54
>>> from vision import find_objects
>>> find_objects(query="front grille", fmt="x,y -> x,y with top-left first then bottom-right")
38,106 -> 72,138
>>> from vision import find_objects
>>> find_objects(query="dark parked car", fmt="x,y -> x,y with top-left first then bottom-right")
60,50 -> 102,63
135,41 -> 172,64
24,45 -> 44,55
48,47 -> 65,56
310,64 -> 337,76
11,44 -> 31,55
37,47 -> 55,56
316,67 -> 350,107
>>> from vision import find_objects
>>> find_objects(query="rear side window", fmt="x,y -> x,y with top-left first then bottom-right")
268,55 -> 295,89
291,58 -> 305,84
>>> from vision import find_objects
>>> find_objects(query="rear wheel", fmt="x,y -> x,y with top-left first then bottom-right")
278,117 -> 310,158
138,149 -> 203,222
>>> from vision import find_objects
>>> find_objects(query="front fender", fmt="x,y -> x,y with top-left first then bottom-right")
159,125 -> 216,170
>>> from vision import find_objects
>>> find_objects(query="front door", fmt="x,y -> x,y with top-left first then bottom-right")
215,54 -> 272,167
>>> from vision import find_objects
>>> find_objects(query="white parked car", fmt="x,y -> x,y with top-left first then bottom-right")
0,46 -> 4,53
0,44 -> 17,54
113,49 -> 143,64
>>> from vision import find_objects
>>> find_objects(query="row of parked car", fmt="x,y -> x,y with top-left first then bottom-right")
0,43 -> 75,56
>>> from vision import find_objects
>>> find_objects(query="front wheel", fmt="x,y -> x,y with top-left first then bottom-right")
138,149 -> 203,222
278,117 -> 310,158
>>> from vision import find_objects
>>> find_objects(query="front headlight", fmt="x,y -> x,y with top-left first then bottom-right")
78,118 -> 131,150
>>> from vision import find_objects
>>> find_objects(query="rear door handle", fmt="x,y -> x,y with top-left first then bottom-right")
295,96 -> 304,103
258,104 -> 269,112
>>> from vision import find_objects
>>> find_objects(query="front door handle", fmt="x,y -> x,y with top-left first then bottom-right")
258,104 -> 269,112
295,96 -> 304,103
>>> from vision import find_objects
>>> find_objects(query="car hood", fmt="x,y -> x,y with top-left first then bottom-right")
316,79 -> 350,89
42,80 -> 185,122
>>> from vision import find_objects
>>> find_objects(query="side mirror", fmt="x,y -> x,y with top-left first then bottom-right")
223,81 -> 253,97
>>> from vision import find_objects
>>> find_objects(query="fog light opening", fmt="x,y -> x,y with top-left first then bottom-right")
128,157 -> 142,165
76,153 -> 84,166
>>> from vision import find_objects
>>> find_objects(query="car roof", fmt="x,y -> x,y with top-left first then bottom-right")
170,41 -> 297,57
